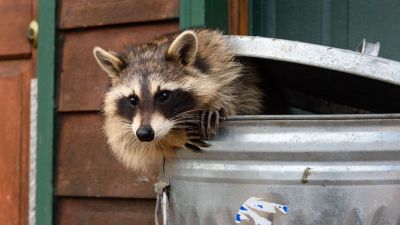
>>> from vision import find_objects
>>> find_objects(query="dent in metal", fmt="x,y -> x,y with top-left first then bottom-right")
301,167 -> 312,184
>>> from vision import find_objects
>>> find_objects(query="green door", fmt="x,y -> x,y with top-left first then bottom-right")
249,0 -> 400,61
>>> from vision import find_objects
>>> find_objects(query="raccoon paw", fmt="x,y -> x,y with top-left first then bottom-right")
200,110 -> 220,140
182,109 -> 222,152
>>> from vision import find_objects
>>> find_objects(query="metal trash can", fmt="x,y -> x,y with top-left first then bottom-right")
158,36 -> 400,225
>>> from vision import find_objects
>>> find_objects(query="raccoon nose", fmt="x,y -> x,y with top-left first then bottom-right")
136,126 -> 155,142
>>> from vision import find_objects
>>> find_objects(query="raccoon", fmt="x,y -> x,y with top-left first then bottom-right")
93,29 -> 263,171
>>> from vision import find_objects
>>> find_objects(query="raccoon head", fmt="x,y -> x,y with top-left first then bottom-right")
93,31 -> 208,144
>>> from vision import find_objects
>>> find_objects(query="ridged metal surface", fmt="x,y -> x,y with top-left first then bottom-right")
164,115 -> 400,225
162,36 -> 400,224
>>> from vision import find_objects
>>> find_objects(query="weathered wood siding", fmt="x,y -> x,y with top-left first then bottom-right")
56,1 -> 179,224
0,0 -> 33,224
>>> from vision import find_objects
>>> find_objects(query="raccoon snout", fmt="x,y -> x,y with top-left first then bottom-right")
136,126 -> 155,142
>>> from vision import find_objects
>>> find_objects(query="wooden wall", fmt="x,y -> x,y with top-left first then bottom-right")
0,0 -> 33,224
56,1 -> 179,224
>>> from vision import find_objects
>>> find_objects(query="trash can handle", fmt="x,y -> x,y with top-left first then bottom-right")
155,181 -> 169,225
356,39 -> 380,56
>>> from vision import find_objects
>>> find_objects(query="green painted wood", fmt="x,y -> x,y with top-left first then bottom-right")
348,0 -> 400,61
322,0 -> 348,48
249,0 -> 400,61
204,0 -> 228,33
180,0 -> 205,30
180,0 -> 228,33
37,0 -> 57,224
249,0 -> 276,37
276,1 -> 323,45
249,0 -> 347,48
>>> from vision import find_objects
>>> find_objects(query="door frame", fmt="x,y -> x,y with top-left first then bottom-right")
36,0 -> 57,224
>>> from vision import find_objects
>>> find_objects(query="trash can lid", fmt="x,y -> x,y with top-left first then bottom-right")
226,36 -> 400,86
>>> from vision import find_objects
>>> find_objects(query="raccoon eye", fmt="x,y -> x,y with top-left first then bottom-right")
158,91 -> 171,102
128,96 -> 138,106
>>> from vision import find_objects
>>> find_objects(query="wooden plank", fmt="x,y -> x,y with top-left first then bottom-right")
0,71 -> 21,225
58,198 -> 155,225
228,0 -> 248,35
59,21 -> 178,112
0,60 -> 31,225
0,0 -> 31,58
57,113 -> 160,198
59,0 -> 178,29
20,61 -> 31,225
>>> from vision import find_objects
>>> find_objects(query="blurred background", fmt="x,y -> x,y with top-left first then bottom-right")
1,0 -> 400,225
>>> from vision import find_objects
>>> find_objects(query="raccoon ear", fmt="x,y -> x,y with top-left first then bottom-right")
93,47 -> 125,78
166,31 -> 198,65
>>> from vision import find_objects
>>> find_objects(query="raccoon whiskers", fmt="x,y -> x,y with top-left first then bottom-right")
171,118 -> 200,131
168,109 -> 204,121
171,125 -> 192,129
172,119 -> 200,125
114,120 -> 135,132
168,111 -> 202,133
169,109 -> 205,127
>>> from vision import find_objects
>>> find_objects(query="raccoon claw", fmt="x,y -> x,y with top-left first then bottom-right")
188,139 -> 211,148
184,139 -> 211,152
184,143 -> 202,152
200,110 -> 220,140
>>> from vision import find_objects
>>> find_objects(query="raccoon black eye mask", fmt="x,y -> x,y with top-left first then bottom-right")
93,28 -> 263,171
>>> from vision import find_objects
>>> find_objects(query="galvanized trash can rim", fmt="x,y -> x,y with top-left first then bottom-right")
224,114 -> 400,121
